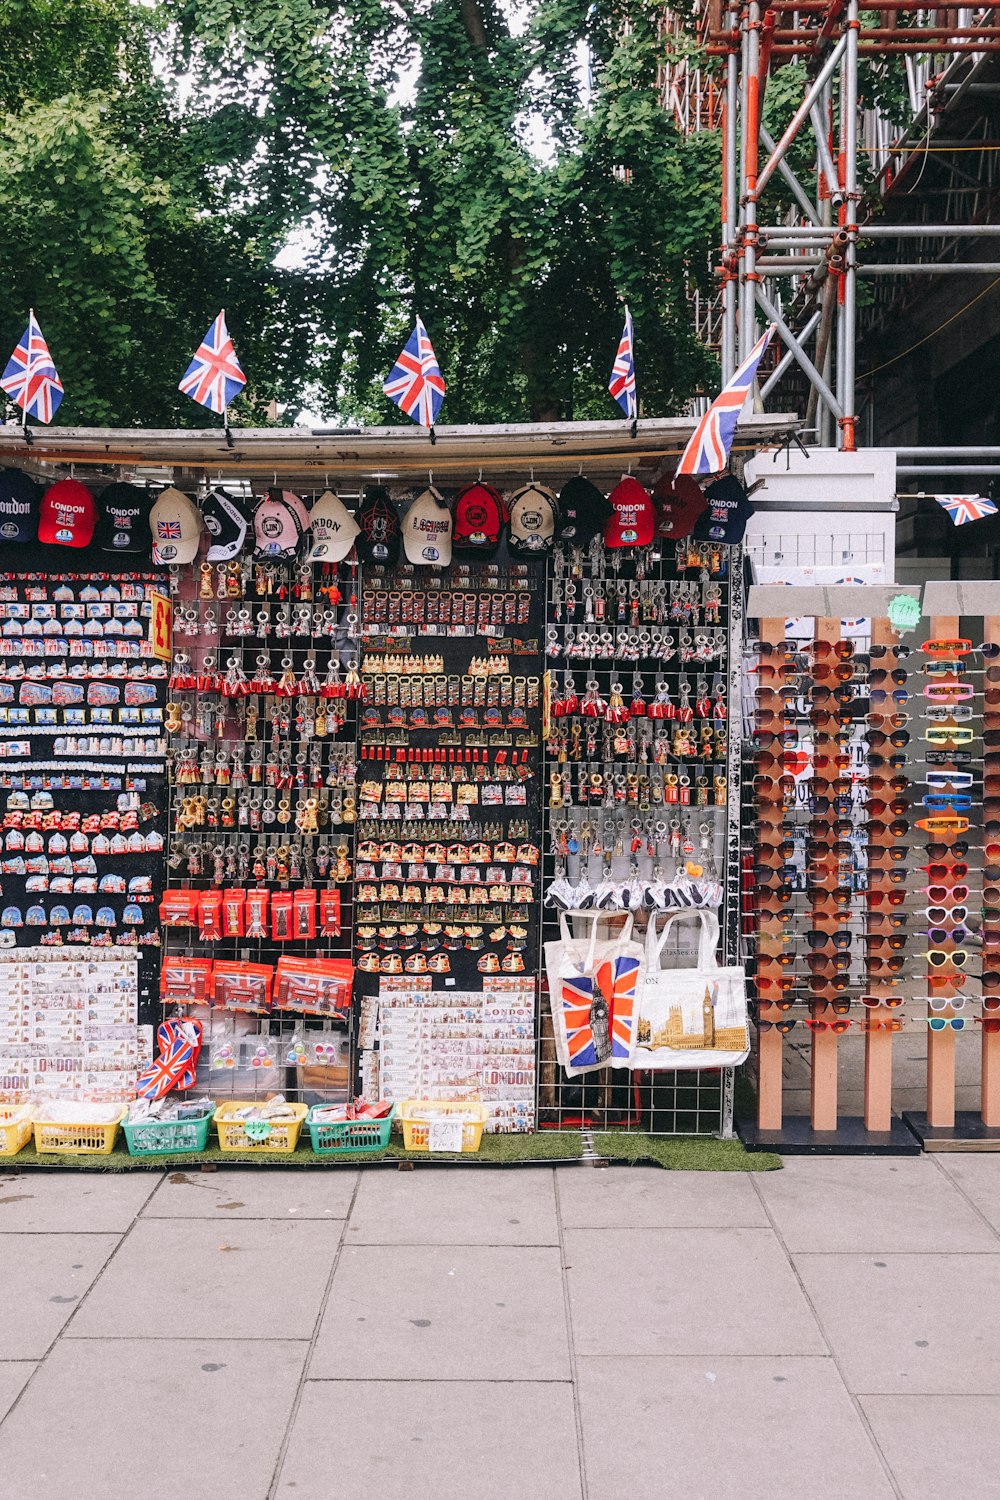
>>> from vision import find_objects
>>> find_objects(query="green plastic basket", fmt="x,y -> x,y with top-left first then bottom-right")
122,1108 -> 214,1158
307,1104 -> 395,1157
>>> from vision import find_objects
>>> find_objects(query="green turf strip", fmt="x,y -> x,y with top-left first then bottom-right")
594,1131 -> 781,1171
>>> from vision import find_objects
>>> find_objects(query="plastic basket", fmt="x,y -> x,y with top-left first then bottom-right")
398,1099 -> 487,1153
33,1108 -> 126,1156
0,1105 -> 33,1158
122,1108 -> 214,1159
213,1101 -> 308,1154
307,1105 -> 395,1157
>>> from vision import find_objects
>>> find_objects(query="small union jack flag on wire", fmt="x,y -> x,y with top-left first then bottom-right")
178,310 -> 246,414
934,494 -> 998,527
383,316 -> 446,428
608,307 -> 637,421
677,323 -> 776,478
0,311 -> 64,424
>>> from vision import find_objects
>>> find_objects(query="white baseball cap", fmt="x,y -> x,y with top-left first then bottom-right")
149,487 -> 203,565
403,487 -> 452,567
307,491 -> 360,563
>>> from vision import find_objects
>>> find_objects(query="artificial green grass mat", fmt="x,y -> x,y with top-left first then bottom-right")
594,1131 -> 781,1171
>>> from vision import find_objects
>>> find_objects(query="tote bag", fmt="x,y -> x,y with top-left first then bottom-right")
543,910 -> 644,1076
632,909 -> 750,1070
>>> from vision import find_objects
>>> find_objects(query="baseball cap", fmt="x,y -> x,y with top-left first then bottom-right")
452,482 -> 503,554
652,474 -> 707,541
403,487 -> 452,567
692,472 -> 754,545
308,490 -> 360,563
201,488 -> 250,562
253,491 -> 303,559
508,483 -> 557,556
0,468 -> 40,543
604,476 -> 654,548
95,482 -> 153,555
276,489 -> 310,532
149,487 -> 203,564
556,476 -> 612,545
355,486 -> 400,567
38,479 -> 98,548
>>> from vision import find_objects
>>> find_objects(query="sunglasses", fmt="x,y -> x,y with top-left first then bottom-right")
756,976 -> 797,995
869,753 -> 908,772
864,934 -> 907,950
811,753 -> 853,771
926,840 -> 970,860
867,912 -> 910,929
804,953 -> 854,973
812,663 -> 857,683
867,955 -> 906,973
977,1017 -> 1000,1032
754,663 -> 802,681
981,979 -> 1000,997
754,1018 -> 799,1033
860,993 -> 905,1008
923,684 -> 975,703
927,1016 -> 969,1031
802,1017 -> 853,1032
809,998 -> 853,1014
928,995 -> 969,1011
810,641 -> 854,660
928,973 -> 968,993
925,728 -> 975,745
927,905 -> 969,926
868,730 -> 911,748
916,815 -> 971,834
922,863 -> 969,880
926,949 -> 970,969
869,773 -> 909,793
806,974 -> 852,993
926,771 -> 974,791
922,793 -> 974,811
859,1018 -> 904,1032
924,659 -> 971,677
871,668 -> 908,686
922,638 -> 973,658
927,927 -> 971,945
804,930 -> 854,950
866,889 -> 907,907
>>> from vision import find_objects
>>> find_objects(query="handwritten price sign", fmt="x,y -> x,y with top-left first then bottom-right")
149,591 -> 173,662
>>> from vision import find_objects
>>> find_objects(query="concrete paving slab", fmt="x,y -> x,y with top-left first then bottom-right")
0,1234 -> 117,1359
276,1379 -> 582,1500
756,1155 -> 998,1252
143,1167 -> 358,1220
0,1172 -> 159,1234
311,1243 -> 570,1381
0,1339 -> 304,1500
796,1252 -> 1000,1393
67,1218 -> 339,1340
578,1356 -> 896,1500
557,1166 -> 768,1230
860,1395 -> 1000,1500
564,1227 -> 826,1357
0,1363 -> 35,1423
346,1166 -> 558,1245
935,1154 -> 1000,1234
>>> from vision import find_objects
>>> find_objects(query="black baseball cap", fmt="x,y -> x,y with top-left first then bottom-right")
556,476 -> 613,545
0,468 -> 40,544
95,482 -> 153,555
356,485 -> 401,566
201,488 -> 250,562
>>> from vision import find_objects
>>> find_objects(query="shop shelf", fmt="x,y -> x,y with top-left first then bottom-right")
0,1105 -> 33,1158
398,1099 -> 487,1153
122,1107 -> 215,1158
307,1105 -> 395,1157
33,1108 -> 127,1156
213,1101 -> 308,1154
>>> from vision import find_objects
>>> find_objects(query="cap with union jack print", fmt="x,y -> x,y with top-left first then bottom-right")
1,311 -> 64,425
149,487 -> 203,564
383,317 -> 446,428
178,311 -> 247,415
38,479 -> 97,549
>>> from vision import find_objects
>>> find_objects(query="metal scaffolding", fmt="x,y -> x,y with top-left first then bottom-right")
667,3 -> 1000,452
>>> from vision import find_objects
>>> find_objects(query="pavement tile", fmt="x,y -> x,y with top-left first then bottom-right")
0,1363 -> 35,1423
564,1227 -> 825,1357
578,1356 -> 896,1500
276,1380 -> 582,1500
67,1218 -> 339,1340
935,1154 -> 1000,1236
796,1252 -> 1000,1393
143,1167 -> 358,1220
0,1173 -> 158,1234
346,1166 -> 558,1245
0,1234 -> 117,1359
557,1166 -> 767,1230
0,1339 -> 304,1500
756,1156 -> 997,1253
860,1395 -> 1000,1500
311,1244 -> 569,1380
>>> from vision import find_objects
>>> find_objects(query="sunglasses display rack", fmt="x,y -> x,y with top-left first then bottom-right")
158,556 -> 359,1104
353,562 -> 543,1133
539,537 -> 745,1135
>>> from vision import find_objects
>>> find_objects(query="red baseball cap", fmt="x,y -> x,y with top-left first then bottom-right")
652,474 -> 707,540
38,479 -> 97,548
604,476 -> 654,548
452,482 -> 503,553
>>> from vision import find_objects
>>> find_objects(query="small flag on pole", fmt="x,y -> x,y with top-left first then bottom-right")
178,311 -> 246,415
677,324 -> 775,478
383,317 -> 446,429
0,311 -> 64,424
934,494 -> 998,527
608,308 -> 637,422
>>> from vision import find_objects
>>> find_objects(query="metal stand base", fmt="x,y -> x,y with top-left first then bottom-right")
903,1112 -> 1000,1152
738,1114 -> 922,1155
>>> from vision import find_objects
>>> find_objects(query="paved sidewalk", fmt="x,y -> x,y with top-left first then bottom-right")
2,1156 -> 999,1499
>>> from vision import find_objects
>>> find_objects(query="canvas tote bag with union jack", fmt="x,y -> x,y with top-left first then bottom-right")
634,909 -> 749,1070
543,910 -> 644,1077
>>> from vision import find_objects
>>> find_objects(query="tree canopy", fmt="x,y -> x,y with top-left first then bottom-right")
0,0 -> 721,426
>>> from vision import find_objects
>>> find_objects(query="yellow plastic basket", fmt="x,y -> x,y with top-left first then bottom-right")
33,1107 -> 126,1156
213,1101 -> 308,1154
0,1105 -> 33,1158
398,1099 -> 487,1153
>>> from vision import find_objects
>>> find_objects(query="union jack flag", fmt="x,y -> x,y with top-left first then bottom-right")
595,953 -> 641,1061
0,311 -> 64,423
935,494 -> 998,527
559,953 -> 640,1071
383,316 -> 446,427
159,521 -> 182,539
608,307 -> 637,420
677,324 -> 776,477
135,1019 -> 202,1099
178,311 -> 246,414
560,970 -> 604,1071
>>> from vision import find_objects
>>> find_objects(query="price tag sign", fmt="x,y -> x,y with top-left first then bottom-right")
428,1118 -> 465,1153
149,592 -> 173,662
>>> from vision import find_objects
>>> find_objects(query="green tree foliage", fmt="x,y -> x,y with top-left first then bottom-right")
0,0 -> 721,425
